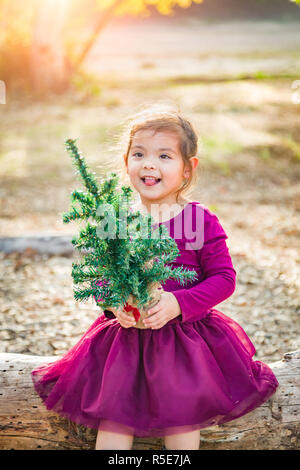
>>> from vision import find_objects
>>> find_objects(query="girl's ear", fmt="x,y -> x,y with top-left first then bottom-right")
183,157 -> 199,177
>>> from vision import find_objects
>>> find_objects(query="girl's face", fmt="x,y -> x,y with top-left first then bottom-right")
124,129 -> 192,207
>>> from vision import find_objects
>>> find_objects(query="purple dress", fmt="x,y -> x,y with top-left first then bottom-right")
31,202 -> 279,438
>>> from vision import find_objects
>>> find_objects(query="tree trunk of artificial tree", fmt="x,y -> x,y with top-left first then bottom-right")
128,282 -> 164,329
0,350 -> 299,450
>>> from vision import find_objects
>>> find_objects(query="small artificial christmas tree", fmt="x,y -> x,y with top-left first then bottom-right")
62,139 -> 198,329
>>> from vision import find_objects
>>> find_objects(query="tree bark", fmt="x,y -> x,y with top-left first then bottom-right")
29,0 -> 126,94
0,350 -> 299,450
30,0 -> 71,95
74,0 -> 125,70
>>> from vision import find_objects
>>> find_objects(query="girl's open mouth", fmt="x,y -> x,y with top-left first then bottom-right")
141,177 -> 161,186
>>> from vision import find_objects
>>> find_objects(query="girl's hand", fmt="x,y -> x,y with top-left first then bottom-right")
106,306 -> 136,328
142,292 -> 182,330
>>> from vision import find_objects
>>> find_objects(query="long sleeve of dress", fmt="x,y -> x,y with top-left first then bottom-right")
171,211 -> 236,323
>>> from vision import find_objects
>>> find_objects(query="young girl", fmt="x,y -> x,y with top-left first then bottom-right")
31,105 -> 279,450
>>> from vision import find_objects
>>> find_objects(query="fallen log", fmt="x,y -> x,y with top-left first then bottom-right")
0,236 -> 74,256
0,351 -> 299,450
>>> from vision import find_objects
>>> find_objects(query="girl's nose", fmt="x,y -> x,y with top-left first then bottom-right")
143,158 -> 156,169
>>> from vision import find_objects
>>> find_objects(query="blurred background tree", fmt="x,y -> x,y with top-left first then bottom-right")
0,0 -> 204,97
2,0 -> 300,97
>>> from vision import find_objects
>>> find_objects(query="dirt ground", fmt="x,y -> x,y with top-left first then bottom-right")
0,18 -> 299,364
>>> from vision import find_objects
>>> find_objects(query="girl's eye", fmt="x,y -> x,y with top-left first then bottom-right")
132,153 -> 171,159
160,154 -> 171,159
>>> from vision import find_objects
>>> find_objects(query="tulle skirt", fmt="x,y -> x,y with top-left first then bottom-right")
31,309 -> 279,437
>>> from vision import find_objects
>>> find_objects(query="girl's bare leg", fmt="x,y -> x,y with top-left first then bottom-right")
164,430 -> 200,450
95,429 -> 134,450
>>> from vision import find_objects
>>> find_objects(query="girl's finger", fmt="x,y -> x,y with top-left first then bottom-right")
143,317 -> 162,328
120,311 -> 135,321
119,318 -> 136,328
146,308 -> 162,320
146,306 -> 160,316
120,313 -> 136,325
125,310 -> 135,318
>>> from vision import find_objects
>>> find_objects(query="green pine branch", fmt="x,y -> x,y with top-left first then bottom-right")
63,138 -> 199,312
65,139 -> 100,199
